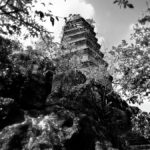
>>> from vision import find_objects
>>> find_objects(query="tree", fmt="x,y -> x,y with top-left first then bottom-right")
34,34 -> 60,60
0,0 -> 64,37
132,111 -> 150,139
109,9 -> 150,104
0,35 -> 22,75
0,36 -> 55,109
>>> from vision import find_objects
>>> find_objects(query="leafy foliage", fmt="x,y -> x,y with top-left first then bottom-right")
113,0 -> 134,9
0,0 -> 63,36
33,34 -> 79,73
34,34 -> 59,59
0,35 -> 22,75
132,111 -> 150,139
0,36 -> 54,109
109,10 -> 150,104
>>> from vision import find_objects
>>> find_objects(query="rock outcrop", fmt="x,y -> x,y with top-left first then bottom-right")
0,70 -> 136,150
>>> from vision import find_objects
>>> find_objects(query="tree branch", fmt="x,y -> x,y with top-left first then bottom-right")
0,10 -> 20,15
0,0 -> 10,9
112,81 -> 121,84
1,9 -> 42,33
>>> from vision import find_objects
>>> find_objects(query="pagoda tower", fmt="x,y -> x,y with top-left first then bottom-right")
60,14 -> 112,88
61,14 -> 107,67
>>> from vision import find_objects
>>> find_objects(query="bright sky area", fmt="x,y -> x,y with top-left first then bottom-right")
49,0 -> 149,48
24,0 -> 150,112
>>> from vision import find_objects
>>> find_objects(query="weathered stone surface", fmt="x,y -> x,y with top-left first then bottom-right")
0,112 -> 88,150
0,70 -> 136,150
51,70 -> 86,96
46,70 -> 134,149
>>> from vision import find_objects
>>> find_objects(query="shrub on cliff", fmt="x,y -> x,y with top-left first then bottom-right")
0,36 -> 54,109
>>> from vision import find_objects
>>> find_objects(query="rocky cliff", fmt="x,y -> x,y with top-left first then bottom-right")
0,70 -> 137,150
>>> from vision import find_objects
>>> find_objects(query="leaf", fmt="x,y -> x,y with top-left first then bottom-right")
39,11 -> 44,19
113,0 -> 118,4
50,17 -> 54,26
139,16 -> 150,24
24,35 -> 29,39
123,5 -> 126,8
141,40 -> 149,47
45,13 -> 51,17
0,30 -> 8,35
11,25 -> 17,31
64,17 -> 67,23
55,16 -> 59,21
25,0 -> 32,4
35,11 -> 44,19
41,2 -> 45,6
128,96 -> 138,104
109,51 -> 115,56
127,3 -> 134,8
8,30 -> 13,35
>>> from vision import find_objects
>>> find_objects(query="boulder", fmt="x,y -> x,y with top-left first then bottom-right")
46,70 -> 134,149
51,70 -> 86,96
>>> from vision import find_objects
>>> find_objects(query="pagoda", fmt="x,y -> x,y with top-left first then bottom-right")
60,14 -> 112,88
61,14 -> 107,68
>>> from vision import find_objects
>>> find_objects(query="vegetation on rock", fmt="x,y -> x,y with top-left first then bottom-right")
132,111 -> 150,139
0,36 -> 54,110
0,70 -> 136,150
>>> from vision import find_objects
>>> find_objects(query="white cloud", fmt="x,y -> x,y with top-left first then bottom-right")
51,0 -> 95,18
19,0 -> 102,47
97,36 -> 105,45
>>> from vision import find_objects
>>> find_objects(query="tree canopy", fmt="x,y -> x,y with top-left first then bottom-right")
109,9 -> 150,104
0,0 -> 62,37
132,111 -> 150,139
